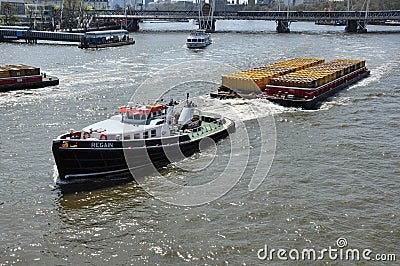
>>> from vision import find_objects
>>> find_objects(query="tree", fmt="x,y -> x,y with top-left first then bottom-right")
62,0 -> 84,31
1,2 -> 17,25
291,0 -> 400,11
25,4 -> 36,29
51,5 -> 62,31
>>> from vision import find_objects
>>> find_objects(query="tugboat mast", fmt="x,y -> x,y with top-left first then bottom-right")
364,0 -> 371,25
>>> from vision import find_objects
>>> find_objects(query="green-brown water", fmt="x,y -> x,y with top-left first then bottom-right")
1,21 -> 399,264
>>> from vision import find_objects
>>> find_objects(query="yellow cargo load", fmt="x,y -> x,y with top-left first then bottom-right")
0,68 -> 10,78
220,58 -> 365,92
1,64 -> 41,77
221,58 -> 325,93
267,59 -> 365,88
15,64 -> 41,76
6,66 -> 25,77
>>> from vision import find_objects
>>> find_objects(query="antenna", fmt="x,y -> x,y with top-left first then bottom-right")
364,0 -> 370,23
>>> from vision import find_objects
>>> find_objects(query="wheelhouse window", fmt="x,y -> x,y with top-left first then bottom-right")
151,129 -> 157,138
133,114 -> 141,120
143,131 -> 149,139
134,133 -> 140,139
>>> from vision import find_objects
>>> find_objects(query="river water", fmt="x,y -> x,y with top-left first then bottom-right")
0,21 -> 399,264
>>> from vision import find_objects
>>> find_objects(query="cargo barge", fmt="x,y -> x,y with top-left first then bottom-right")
0,64 -> 59,92
210,58 -> 369,109
211,58 -> 325,99
263,59 -> 370,109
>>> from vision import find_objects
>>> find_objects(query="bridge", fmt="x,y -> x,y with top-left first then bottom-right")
0,9 -> 399,44
93,9 -> 400,33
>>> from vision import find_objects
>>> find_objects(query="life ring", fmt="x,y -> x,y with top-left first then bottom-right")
99,134 -> 108,140
83,131 -> 91,139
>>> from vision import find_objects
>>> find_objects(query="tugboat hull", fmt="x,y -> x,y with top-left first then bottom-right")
52,118 -> 235,185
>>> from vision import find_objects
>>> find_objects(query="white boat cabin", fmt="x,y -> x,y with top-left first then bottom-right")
81,103 -> 174,141
186,29 -> 211,48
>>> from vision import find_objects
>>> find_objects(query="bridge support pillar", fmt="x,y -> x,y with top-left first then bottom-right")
276,20 -> 290,33
126,19 -> 140,32
346,20 -> 367,33
199,19 -> 216,33
357,21 -> 367,33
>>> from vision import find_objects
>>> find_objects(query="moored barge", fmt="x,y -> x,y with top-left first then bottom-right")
210,58 -> 369,109
0,64 -> 59,92
78,30 -> 135,49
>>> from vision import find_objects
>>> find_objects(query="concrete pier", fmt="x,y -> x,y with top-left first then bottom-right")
276,20 -> 290,33
0,29 -> 83,43
345,20 -> 368,33
199,19 -> 216,33
126,19 -> 140,32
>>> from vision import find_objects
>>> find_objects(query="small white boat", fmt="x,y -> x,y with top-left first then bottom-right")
186,29 -> 212,49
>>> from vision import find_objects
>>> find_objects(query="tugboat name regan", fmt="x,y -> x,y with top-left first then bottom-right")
91,142 -> 114,148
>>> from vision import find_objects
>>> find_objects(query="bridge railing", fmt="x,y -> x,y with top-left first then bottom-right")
91,9 -> 400,21
234,10 -> 400,21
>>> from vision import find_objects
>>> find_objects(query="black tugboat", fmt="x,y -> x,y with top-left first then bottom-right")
52,96 -> 235,186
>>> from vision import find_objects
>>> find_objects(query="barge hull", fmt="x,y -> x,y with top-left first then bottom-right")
0,76 -> 59,92
264,69 -> 370,109
78,40 -> 135,49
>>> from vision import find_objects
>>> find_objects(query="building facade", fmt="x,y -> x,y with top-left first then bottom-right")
0,0 -> 26,15
0,0 -> 109,16
83,0 -> 108,10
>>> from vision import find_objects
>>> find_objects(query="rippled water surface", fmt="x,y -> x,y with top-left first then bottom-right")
0,21 -> 399,264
